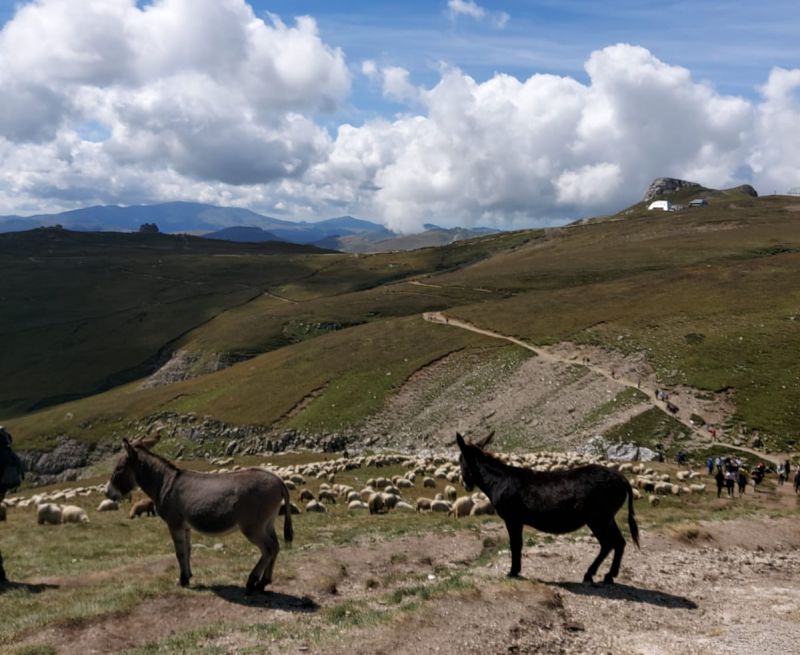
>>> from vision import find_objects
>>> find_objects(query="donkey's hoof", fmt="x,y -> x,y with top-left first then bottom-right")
582,574 -> 594,584
507,571 -> 521,579
602,574 -> 615,585
179,575 -> 190,587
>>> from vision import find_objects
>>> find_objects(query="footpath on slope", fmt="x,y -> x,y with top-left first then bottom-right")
423,311 -> 791,465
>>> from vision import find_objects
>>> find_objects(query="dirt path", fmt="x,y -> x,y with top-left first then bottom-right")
423,312 -> 792,465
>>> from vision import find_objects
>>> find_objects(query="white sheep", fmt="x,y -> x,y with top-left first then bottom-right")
61,505 -> 89,524
97,499 -> 119,512
422,477 -> 436,488
444,485 -> 457,502
430,500 -> 451,513
305,500 -> 326,513
394,501 -> 415,512
415,498 -> 432,512
318,490 -> 337,504
689,483 -> 707,493
381,493 -> 400,510
648,495 -> 660,507
299,489 -> 315,502
348,500 -> 368,511
37,503 -> 62,525
449,496 -> 474,518
470,500 -> 495,516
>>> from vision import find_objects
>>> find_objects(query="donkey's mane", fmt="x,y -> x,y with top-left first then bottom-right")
135,445 -> 178,471
470,444 -> 509,469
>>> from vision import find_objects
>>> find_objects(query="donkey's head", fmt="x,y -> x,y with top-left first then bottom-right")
106,436 -> 159,500
455,431 -> 494,491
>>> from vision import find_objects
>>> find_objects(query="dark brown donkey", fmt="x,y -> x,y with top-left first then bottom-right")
107,437 -> 293,593
456,432 -> 639,584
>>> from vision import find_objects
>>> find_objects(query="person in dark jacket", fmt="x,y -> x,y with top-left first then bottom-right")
715,468 -> 725,498
0,426 -> 25,584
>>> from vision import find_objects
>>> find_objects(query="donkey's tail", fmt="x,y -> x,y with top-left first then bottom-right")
281,481 -> 294,547
626,481 -> 640,549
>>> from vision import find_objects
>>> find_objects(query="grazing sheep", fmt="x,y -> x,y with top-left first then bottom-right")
299,489 -> 315,502
37,503 -> 62,525
416,498 -> 432,512
469,500 -> 496,516
397,478 -> 414,489
444,485 -> 457,502
368,493 -> 386,515
689,483 -> 707,494
61,505 -> 89,524
430,500 -> 451,513
348,500 -> 368,510
318,490 -> 337,504
434,492 -> 444,501
395,501 -> 414,512
360,486 -> 375,501
449,496 -> 474,518
97,499 -> 119,512
305,500 -> 326,513
382,493 -> 400,510
676,471 -> 691,481
346,491 -> 362,503
648,495 -> 660,508
279,501 -> 300,515
423,477 -> 436,488
129,498 -> 156,518
618,463 -> 633,473
631,488 -> 642,500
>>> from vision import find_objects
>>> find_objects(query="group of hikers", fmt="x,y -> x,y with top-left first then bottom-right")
706,455 -> 798,498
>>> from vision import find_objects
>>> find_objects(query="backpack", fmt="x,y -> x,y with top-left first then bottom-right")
0,444 -> 24,493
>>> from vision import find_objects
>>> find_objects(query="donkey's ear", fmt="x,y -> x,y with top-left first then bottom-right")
476,430 -> 495,449
122,438 -> 136,456
136,434 -> 161,451
455,433 -> 467,450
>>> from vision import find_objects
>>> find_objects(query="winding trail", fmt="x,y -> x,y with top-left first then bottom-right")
423,311 -> 788,465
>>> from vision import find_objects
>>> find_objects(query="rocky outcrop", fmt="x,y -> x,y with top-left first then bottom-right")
140,349 -> 236,388
20,437 -> 118,484
729,184 -> 758,197
643,178 -> 701,202
581,436 -> 660,461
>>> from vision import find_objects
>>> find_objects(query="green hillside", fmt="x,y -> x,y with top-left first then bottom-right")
6,196 -> 800,454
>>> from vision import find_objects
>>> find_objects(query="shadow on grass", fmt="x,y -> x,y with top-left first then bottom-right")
193,584 -> 319,612
0,580 -> 60,595
554,581 -> 698,609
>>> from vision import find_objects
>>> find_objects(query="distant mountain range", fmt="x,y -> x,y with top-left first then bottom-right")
0,202 -> 499,252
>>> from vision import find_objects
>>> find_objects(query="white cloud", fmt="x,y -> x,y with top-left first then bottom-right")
0,3 -> 797,234
316,45 -> 755,232
447,0 -> 509,29
0,0 -> 348,193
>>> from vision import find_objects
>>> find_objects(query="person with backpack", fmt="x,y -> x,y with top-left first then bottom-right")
0,426 -> 25,584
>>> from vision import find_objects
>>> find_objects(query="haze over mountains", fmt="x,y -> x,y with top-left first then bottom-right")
0,202 -> 499,252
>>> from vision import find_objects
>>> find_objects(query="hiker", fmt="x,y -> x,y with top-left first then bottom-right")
794,468 -> 800,495
784,460 -> 792,481
715,468 -> 725,498
0,426 -> 25,584
724,469 -> 735,497
778,467 -> 786,486
706,457 -> 714,475
737,469 -> 748,496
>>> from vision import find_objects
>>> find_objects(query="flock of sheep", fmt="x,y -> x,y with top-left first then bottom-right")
2,484 -> 156,525
1,448 -> 703,529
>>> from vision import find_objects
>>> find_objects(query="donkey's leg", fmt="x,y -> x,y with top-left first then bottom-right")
257,527 -> 280,590
0,549 -> 6,584
505,520 -> 523,578
184,528 -> 193,580
602,521 -> 626,584
584,521 -> 613,584
242,525 -> 270,594
169,526 -> 191,587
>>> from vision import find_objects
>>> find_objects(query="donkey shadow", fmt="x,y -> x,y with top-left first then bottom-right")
194,584 -> 319,612
0,580 -> 60,595
554,580 -> 698,610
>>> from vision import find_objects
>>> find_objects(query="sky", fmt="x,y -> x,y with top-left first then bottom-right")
0,0 -> 798,232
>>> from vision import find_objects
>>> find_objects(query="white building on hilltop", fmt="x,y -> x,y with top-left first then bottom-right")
647,200 -> 673,211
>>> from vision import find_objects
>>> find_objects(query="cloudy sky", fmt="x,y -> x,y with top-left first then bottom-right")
1,0 -> 798,232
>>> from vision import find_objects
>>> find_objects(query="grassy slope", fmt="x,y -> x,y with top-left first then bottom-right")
0,229 -> 538,419
7,196 -> 800,451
